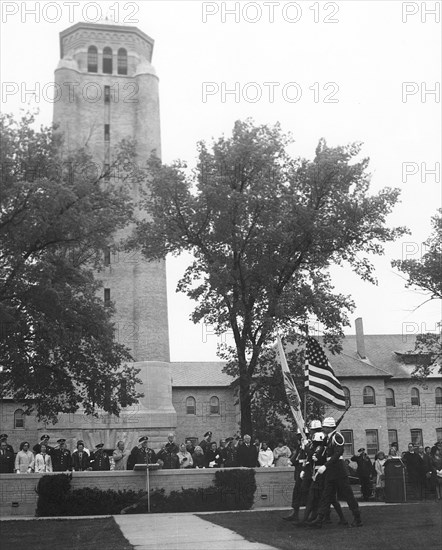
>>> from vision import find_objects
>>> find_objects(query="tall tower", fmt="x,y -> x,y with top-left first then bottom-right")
51,21 -> 176,449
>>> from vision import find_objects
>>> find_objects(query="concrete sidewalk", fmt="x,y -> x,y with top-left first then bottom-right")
114,513 -> 278,550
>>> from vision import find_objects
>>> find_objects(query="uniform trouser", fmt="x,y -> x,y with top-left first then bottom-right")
292,477 -> 311,511
359,476 -> 371,499
305,476 -> 343,521
318,476 -> 359,517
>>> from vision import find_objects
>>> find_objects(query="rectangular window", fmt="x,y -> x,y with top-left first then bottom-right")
388,430 -> 398,448
104,247 -> 111,266
104,288 -> 111,306
410,429 -> 423,447
341,430 -> 354,456
104,85 -> 111,104
365,430 -> 379,456
104,124 -> 110,141
436,428 -> 442,442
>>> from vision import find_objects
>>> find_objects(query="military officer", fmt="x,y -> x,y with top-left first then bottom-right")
33,434 -> 54,456
52,439 -> 72,472
91,443 -> 110,471
0,434 -> 14,455
309,417 -> 362,528
199,431 -> 212,454
0,440 -> 15,473
127,436 -> 157,470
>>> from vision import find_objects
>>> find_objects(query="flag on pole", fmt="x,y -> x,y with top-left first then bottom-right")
305,336 -> 346,410
276,335 -> 306,440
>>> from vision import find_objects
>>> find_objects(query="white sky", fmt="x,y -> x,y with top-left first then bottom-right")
1,0 -> 441,361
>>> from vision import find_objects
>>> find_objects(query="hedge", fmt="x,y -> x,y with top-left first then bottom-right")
36,469 -> 257,516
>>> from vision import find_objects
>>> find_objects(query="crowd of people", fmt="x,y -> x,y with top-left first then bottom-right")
1,430 -> 441,504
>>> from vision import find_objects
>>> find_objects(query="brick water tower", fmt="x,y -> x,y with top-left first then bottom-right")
50,21 -> 176,450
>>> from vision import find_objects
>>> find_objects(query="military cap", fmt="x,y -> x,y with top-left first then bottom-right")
322,417 -> 336,428
138,436 -> 148,443
57,438 -> 66,444
204,431 -> 212,437
225,437 -> 233,442
40,434 -> 50,440
0,434 -> 8,439
95,443 -> 104,449
358,448 -> 365,453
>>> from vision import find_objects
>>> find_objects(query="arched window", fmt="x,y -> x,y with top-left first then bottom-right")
87,46 -> 98,73
436,387 -> 442,405
117,48 -> 128,75
386,388 -> 395,407
343,386 -> 351,406
103,47 -> 113,74
186,396 -> 196,415
14,409 -> 25,428
411,387 -> 420,406
363,386 -> 376,405
209,396 -> 220,415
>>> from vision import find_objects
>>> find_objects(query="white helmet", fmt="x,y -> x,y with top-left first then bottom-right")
310,420 -> 322,430
322,417 -> 336,428
312,432 -> 325,442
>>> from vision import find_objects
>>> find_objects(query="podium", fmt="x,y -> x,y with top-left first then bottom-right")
133,463 -> 160,512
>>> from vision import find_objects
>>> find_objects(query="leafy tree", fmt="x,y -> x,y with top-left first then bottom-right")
0,111 -> 142,422
133,119 -> 406,435
392,209 -> 442,376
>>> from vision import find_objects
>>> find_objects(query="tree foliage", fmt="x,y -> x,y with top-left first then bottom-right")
0,111 -> 142,422
392,209 -> 442,375
133,119 -> 407,434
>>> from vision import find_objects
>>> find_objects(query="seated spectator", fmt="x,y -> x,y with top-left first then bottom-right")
222,438 -> 238,468
113,441 -> 130,471
127,436 -> 158,470
192,446 -> 208,468
273,440 -> 291,467
0,440 -> 15,473
177,443 -> 193,468
72,441 -> 91,471
258,442 -> 274,467
206,441 -> 222,468
374,451 -> 387,501
238,435 -> 258,467
34,444 -> 53,473
15,442 -> 34,474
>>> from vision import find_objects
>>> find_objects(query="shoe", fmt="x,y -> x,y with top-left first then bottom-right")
308,516 -> 323,529
351,517 -> 363,527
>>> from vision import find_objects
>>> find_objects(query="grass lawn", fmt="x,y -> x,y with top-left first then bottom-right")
1,517 -> 133,550
197,503 -> 442,550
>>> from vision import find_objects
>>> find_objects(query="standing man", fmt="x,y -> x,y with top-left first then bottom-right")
309,417 -> 362,528
33,435 -> 53,456
351,448 -> 373,501
128,436 -> 157,469
157,433 -> 179,469
199,432 -> 212,454
237,435 -> 258,467
91,444 -> 110,471
51,439 -> 72,472
0,440 -> 15,473
0,434 -> 14,455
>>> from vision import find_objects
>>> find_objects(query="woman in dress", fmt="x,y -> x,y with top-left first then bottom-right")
258,442 -> 274,467
273,440 -> 291,467
15,441 -> 35,473
192,445 -> 208,468
177,443 -> 193,468
34,443 -> 53,473
374,451 -> 387,501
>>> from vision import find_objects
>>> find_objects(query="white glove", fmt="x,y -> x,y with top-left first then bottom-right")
300,471 -> 305,479
317,465 -> 326,474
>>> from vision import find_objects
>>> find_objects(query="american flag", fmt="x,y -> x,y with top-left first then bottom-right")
305,336 -> 346,410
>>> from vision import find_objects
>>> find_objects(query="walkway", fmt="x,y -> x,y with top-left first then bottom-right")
114,513 -> 278,550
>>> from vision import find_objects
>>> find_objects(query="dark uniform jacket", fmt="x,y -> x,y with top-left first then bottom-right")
91,450 -> 110,471
128,446 -> 157,470
221,446 -> 237,467
0,449 -> 15,473
52,448 -> 72,472
157,444 -> 180,469
323,432 -> 347,480
72,450 -> 91,471
237,443 -> 258,468
351,453 -> 373,477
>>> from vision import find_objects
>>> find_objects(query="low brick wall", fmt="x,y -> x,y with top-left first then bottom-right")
0,467 -> 297,517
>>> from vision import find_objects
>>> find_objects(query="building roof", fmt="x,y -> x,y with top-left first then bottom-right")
170,362 -> 234,387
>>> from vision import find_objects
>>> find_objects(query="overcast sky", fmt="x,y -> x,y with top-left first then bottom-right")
1,0 -> 441,361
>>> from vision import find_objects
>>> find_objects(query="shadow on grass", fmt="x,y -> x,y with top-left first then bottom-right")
1,517 -> 133,550
197,503 -> 442,550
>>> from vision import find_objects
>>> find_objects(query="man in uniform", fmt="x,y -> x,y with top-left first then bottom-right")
309,417 -> 362,528
199,431 -> 212,454
91,443 -> 110,471
351,448 -> 373,501
157,433 -> 180,469
283,420 -> 322,523
0,434 -> 14,455
33,434 -> 53,456
52,439 -> 72,472
0,440 -> 15,473
72,441 -> 91,471
127,436 -> 157,469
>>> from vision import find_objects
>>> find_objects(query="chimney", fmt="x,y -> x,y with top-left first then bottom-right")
355,317 -> 366,359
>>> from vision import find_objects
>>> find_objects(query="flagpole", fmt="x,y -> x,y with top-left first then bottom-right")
302,325 -> 309,425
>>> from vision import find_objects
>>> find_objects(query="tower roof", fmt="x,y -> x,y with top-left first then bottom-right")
59,21 -> 154,59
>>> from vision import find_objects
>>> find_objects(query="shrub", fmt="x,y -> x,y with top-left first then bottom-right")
36,474 -> 72,517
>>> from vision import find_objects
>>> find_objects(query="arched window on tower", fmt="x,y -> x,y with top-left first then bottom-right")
386,388 -> 395,407
117,48 -> 128,75
343,386 -> 351,407
186,396 -> 196,415
209,396 -> 220,415
411,387 -> 420,406
103,47 -> 113,74
87,46 -> 98,73
363,386 -> 376,405
14,409 -> 25,428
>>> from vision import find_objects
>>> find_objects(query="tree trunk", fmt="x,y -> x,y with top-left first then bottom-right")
239,373 -> 253,437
